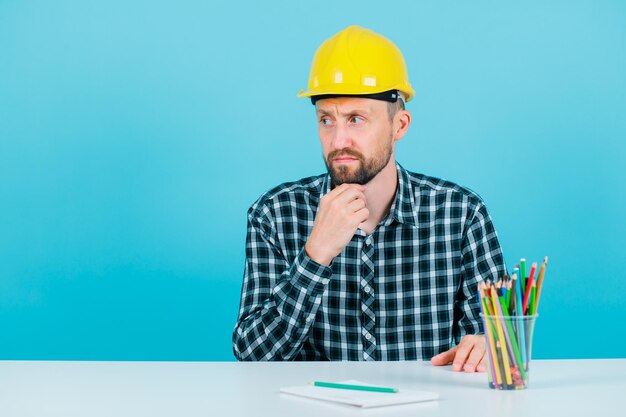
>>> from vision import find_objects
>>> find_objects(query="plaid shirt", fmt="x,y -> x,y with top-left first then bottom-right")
233,162 -> 505,361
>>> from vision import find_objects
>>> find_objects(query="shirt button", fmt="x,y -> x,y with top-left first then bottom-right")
364,286 -> 371,294
365,333 -> 372,341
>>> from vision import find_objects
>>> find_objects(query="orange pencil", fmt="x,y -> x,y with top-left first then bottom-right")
482,283 -> 495,316
479,283 -> 502,387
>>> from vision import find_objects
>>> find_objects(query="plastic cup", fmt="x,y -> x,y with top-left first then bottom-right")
480,314 -> 538,390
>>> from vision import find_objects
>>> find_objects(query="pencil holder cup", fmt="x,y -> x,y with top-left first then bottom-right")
480,314 -> 538,390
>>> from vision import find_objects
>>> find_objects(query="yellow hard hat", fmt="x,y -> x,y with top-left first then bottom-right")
297,25 -> 415,103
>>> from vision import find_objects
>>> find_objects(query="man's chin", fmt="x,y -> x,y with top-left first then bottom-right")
330,166 -> 362,185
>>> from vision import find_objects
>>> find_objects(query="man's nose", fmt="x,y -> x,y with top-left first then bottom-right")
331,122 -> 353,150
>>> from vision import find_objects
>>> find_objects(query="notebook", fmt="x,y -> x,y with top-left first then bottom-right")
279,380 -> 439,408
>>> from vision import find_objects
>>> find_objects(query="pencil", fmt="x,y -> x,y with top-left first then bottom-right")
513,272 -> 528,366
509,276 -> 518,316
492,295 -> 526,382
535,257 -> 548,313
483,284 -> 504,387
529,280 -> 537,316
507,281 -> 515,315
490,285 -> 513,386
479,284 -> 501,389
491,284 -> 521,375
522,262 -> 537,315
483,287 -> 495,316
497,281 -> 509,314
504,275 -> 511,313
520,259 -> 527,294
309,381 -> 399,393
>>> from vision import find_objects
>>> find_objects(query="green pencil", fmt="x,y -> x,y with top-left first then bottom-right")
504,275 -> 512,313
520,259 -> 527,294
497,282 -> 509,316
310,381 -> 399,393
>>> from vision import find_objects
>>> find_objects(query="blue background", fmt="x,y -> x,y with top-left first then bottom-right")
1,0 -> 625,361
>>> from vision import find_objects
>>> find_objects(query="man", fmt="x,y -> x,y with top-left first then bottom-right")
233,26 -> 505,372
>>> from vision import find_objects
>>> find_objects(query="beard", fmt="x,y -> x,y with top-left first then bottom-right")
325,139 -> 393,187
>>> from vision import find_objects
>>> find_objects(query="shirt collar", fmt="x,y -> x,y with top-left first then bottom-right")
392,162 -> 420,227
320,161 -> 419,228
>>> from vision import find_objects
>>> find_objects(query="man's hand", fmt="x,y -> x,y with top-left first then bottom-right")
430,335 -> 487,372
305,183 -> 369,266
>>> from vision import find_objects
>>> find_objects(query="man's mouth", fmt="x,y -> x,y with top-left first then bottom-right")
333,156 -> 359,163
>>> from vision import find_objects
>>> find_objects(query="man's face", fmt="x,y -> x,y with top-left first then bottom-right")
316,97 -> 396,186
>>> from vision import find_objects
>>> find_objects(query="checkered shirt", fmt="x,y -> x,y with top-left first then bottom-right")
233,162 -> 506,361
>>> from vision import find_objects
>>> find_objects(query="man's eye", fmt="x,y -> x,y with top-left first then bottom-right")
350,116 -> 364,124
320,118 -> 332,126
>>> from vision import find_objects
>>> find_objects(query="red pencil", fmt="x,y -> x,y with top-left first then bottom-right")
522,262 -> 537,315
534,257 -> 549,313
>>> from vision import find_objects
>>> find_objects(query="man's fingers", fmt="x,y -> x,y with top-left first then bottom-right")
431,336 -> 487,372
329,183 -> 366,198
355,207 -> 370,224
335,188 -> 366,206
323,187 -> 366,212
430,346 -> 456,366
346,197 -> 366,213
477,356 -> 487,373
451,340 -> 473,372
463,343 -> 485,373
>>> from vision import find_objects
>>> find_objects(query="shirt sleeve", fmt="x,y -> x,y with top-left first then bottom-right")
454,199 -> 506,343
232,205 -> 332,361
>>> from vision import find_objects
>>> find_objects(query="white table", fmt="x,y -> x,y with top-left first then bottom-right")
0,359 -> 622,416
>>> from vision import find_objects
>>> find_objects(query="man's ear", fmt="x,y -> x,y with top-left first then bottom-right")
393,110 -> 411,141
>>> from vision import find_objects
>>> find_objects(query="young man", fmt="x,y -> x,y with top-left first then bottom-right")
233,26 -> 505,372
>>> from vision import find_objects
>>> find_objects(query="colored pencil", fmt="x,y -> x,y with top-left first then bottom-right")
509,277 -> 518,316
529,281 -> 537,316
495,302 -> 526,381
478,257 -> 547,389
522,262 -> 537,315
504,275 -> 511,313
489,285 -> 513,385
534,257 -> 548,313
497,281 -> 509,314
520,259 -> 527,294
479,284 -> 501,388
309,381 -> 399,393
513,272 -> 528,366
490,284 -> 524,381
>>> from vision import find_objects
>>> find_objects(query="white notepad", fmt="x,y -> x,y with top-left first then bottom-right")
280,380 -> 439,408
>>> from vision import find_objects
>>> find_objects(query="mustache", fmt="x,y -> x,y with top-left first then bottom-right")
327,148 -> 364,162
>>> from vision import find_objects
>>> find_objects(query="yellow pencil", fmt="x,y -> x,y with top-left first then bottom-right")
481,285 -> 502,387
490,285 -> 513,386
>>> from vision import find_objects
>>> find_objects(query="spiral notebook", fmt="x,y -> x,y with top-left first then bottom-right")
279,380 -> 439,408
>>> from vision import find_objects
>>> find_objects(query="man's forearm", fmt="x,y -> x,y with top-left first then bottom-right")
233,248 -> 331,361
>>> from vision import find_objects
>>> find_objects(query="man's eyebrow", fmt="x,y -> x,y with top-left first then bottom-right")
316,108 -> 371,117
